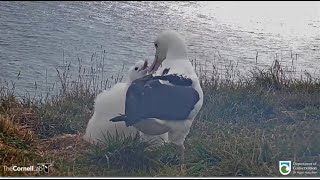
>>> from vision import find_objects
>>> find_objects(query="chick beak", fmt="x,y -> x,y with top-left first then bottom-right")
138,59 -> 148,71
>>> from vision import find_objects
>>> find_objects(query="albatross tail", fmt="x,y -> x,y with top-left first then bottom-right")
109,114 -> 127,122
110,115 -> 137,127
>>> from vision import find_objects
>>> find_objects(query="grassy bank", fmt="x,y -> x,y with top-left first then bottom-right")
0,58 -> 319,177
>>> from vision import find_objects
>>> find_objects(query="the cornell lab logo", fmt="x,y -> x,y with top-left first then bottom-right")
36,163 -> 52,173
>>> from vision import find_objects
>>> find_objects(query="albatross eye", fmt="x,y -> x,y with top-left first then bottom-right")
155,43 -> 158,48
134,67 -> 138,71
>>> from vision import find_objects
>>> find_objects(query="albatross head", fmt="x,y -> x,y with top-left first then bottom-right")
128,59 -> 148,82
149,30 -> 188,73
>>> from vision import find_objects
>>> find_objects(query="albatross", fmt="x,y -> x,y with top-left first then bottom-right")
110,30 -> 204,175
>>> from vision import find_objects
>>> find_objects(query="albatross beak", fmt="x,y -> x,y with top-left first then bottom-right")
138,59 -> 148,71
148,55 -> 162,74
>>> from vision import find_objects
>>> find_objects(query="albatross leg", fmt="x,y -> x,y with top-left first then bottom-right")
167,120 -> 193,176
176,144 -> 187,176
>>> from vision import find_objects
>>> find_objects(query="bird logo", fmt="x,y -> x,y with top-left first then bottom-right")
279,161 -> 292,175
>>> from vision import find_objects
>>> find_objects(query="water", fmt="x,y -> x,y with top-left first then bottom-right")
0,1 -> 319,95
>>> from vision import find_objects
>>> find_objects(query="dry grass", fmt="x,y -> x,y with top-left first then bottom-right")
0,56 -> 319,177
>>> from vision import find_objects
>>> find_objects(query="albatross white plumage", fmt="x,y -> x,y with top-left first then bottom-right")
83,60 -> 168,145
110,30 -> 204,174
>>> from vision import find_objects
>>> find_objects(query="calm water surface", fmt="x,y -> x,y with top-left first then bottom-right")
0,1 -> 319,94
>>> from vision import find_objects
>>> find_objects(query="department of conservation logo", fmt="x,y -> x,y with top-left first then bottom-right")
279,161 -> 292,175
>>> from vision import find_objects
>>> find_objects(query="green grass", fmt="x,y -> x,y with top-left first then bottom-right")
0,57 -> 319,177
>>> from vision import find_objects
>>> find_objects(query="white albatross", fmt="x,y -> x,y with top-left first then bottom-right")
83,60 -> 169,145
110,30 -> 204,175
